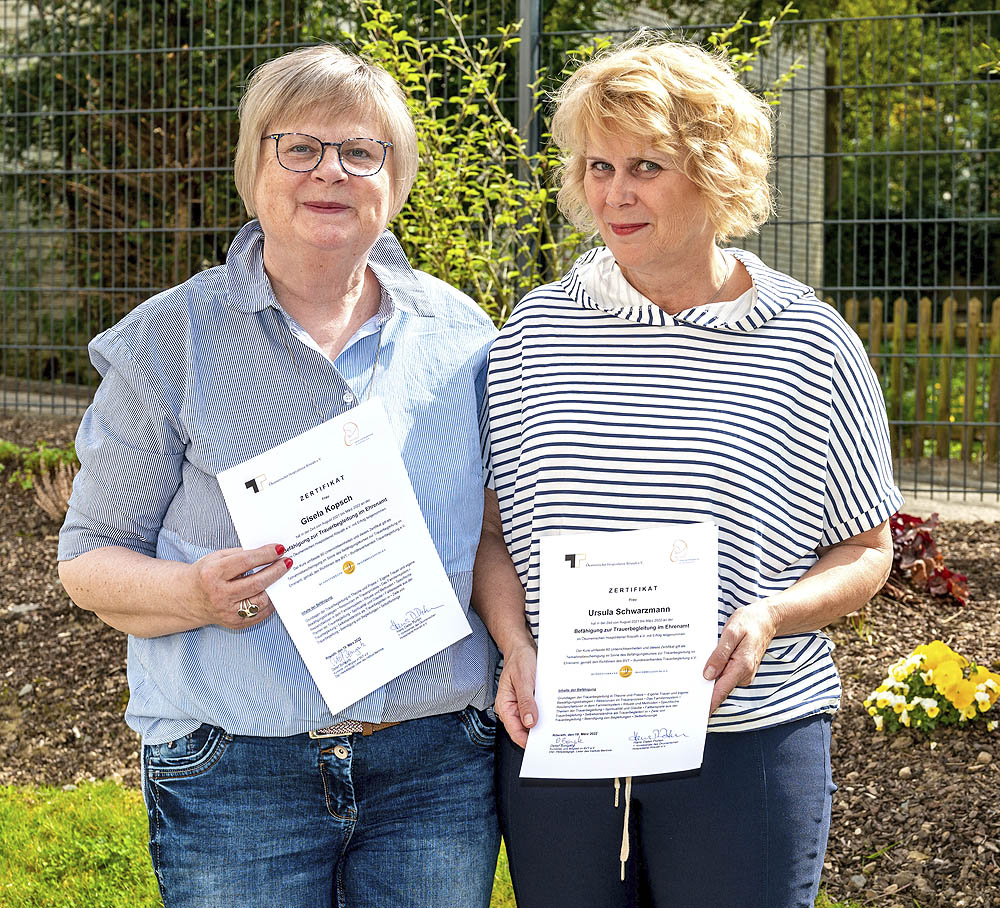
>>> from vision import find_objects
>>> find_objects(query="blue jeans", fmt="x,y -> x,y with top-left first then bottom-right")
498,713 -> 834,908
142,707 -> 499,908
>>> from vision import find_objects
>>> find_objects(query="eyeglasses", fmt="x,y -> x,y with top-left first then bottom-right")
262,133 -> 392,177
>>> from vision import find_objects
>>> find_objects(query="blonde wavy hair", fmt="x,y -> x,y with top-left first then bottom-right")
551,36 -> 774,242
234,45 -> 418,220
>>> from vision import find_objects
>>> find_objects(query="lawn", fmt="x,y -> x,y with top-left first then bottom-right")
0,782 -> 860,908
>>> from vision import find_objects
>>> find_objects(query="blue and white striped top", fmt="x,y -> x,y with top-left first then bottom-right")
482,247 -> 902,732
59,220 -> 498,745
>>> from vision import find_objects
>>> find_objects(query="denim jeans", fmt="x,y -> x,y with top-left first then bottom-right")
498,713 -> 834,908
142,707 -> 499,908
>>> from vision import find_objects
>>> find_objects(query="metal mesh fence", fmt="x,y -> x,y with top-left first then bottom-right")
1,1 -> 328,412
1,4 -> 998,497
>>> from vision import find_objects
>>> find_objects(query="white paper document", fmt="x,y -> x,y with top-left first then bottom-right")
217,399 -> 472,716
520,525 -> 718,779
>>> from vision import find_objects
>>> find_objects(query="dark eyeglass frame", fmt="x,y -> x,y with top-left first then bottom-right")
262,133 -> 393,176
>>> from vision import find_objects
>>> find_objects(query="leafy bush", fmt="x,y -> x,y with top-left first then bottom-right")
864,641 -> 1000,734
346,0 -> 586,325
0,439 -> 79,490
886,512 -> 968,606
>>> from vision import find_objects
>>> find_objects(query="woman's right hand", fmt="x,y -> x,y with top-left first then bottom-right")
495,640 -> 539,748
187,543 -> 292,629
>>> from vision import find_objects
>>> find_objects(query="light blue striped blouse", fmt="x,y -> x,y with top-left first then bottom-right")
482,246 -> 903,732
59,220 -> 498,745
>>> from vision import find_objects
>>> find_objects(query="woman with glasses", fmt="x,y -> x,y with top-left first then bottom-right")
58,45 -> 499,908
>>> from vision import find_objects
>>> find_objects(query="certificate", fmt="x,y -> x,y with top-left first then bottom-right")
217,398 -> 472,716
520,524 -> 718,779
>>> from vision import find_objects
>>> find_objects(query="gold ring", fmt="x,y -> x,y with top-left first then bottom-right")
237,599 -> 259,618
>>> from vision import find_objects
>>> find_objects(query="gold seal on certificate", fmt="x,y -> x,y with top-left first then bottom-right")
217,398 -> 472,716
520,524 -> 718,780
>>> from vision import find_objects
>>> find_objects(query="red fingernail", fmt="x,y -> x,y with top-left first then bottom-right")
284,558 -> 293,569
275,544 -> 286,556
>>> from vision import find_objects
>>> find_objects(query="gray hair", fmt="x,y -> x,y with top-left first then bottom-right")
234,45 -> 417,220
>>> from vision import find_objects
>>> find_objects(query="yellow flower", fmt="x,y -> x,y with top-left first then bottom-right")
900,709 -> 911,727
976,692 -> 992,712
890,662 -> 910,682
916,641 -> 967,671
950,679 -> 977,710
964,704 -> 978,720
919,698 -> 940,718
987,720 -> 998,732
876,692 -> 893,709
893,697 -> 907,714
873,714 -> 884,731
970,666 -> 991,684
919,670 -> 934,685
933,661 -> 962,694
867,706 -> 878,716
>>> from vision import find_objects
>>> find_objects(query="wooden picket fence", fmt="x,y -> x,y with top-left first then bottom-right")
835,295 -> 1000,463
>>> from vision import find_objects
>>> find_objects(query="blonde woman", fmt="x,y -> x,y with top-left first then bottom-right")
473,38 -> 899,908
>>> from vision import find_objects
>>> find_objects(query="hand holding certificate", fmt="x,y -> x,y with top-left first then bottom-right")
520,524 -> 718,779
217,399 -> 472,716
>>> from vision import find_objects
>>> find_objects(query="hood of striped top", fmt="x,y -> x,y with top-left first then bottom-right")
561,246 -> 815,331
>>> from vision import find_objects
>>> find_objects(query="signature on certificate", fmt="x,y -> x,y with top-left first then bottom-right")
390,603 -> 444,637
552,734 -> 583,750
329,638 -> 368,674
629,727 -> 689,746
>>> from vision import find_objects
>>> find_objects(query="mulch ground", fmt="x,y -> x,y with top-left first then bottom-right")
1,411 -> 998,907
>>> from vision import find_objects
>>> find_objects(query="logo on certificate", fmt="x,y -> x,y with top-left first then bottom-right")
244,474 -> 268,494
619,665 -> 632,678
342,560 -> 356,574
669,539 -> 699,564
343,420 -> 375,448
564,553 -> 587,568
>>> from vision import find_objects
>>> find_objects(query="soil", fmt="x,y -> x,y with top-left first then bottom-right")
1,411 -> 999,907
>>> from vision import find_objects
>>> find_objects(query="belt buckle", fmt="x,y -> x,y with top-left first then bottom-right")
309,719 -> 364,739
309,719 -> 401,739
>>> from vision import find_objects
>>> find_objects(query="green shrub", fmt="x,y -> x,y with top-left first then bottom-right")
345,0 -> 586,326
0,439 -> 79,490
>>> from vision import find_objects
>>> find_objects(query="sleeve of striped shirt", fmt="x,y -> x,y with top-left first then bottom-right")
820,327 -> 904,547
480,378 -> 494,490
59,332 -> 186,561
480,311 -> 528,495
475,346 -> 494,490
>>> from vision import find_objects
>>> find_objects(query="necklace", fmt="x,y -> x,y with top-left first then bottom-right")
703,251 -> 735,307
278,314 -> 383,423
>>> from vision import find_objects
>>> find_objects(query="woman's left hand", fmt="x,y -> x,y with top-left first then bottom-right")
703,600 -> 778,714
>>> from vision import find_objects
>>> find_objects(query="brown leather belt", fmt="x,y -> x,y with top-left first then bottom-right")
309,720 -> 400,738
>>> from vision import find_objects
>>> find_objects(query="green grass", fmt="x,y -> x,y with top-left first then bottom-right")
491,844 -> 516,907
0,782 -> 159,908
0,783 -> 861,908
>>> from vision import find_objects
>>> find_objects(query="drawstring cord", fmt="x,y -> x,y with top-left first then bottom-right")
613,776 -> 632,881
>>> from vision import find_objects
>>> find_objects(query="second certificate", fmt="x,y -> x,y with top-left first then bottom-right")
520,524 -> 718,780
